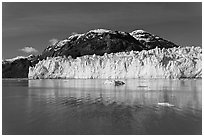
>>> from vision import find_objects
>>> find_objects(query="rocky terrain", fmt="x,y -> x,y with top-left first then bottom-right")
2,55 -> 34,78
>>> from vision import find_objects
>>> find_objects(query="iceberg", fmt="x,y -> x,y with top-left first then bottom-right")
29,46 -> 202,79
157,103 -> 175,107
104,80 -> 125,86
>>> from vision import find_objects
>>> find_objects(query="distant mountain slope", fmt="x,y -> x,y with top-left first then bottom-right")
3,57 -> 30,78
2,55 -> 37,78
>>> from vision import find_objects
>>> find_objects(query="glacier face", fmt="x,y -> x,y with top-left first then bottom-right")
28,46 -> 202,79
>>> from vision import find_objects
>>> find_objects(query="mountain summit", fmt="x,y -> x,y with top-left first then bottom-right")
39,29 -> 178,61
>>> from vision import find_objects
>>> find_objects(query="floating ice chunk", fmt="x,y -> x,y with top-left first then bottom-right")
104,80 -> 125,86
157,102 -> 174,107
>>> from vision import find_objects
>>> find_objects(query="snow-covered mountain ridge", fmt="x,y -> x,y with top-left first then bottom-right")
29,46 -> 202,79
2,54 -> 37,78
40,29 -> 178,60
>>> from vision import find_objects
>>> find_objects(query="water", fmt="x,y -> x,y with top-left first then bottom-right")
2,79 -> 202,135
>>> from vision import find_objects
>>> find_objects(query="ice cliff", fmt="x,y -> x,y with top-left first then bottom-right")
29,46 -> 202,79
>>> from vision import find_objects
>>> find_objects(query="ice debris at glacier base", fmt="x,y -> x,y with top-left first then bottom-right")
157,102 -> 175,107
104,80 -> 125,86
29,46 -> 202,79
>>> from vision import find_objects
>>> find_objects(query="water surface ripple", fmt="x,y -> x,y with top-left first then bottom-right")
2,79 -> 202,135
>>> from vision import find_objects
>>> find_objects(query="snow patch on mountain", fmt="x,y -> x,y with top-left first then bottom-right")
88,29 -> 112,34
3,54 -> 36,63
131,29 -> 147,34
3,56 -> 27,62
28,46 -> 202,79
130,30 -> 157,42
68,33 -> 84,41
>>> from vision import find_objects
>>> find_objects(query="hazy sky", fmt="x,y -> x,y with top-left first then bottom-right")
2,2 -> 202,59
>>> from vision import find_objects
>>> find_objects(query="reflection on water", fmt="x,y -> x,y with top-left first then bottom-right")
3,79 -> 202,135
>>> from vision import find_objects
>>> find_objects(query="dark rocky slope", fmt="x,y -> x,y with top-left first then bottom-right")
3,58 -> 30,78
2,55 -> 38,78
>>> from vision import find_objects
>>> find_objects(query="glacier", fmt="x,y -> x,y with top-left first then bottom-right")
28,46 -> 202,79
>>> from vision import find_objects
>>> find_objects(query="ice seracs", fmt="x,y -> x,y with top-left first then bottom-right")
29,46 -> 202,79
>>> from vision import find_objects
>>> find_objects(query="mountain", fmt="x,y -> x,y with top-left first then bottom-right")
39,29 -> 178,60
2,55 -> 36,78
39,29 -> 143,60
3,29 -> 183,78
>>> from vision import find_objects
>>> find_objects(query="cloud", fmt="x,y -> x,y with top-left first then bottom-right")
19,47 -> 38,53
49,38 -> 58,45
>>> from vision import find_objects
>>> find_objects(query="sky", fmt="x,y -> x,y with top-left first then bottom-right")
2,2 -> 202,59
